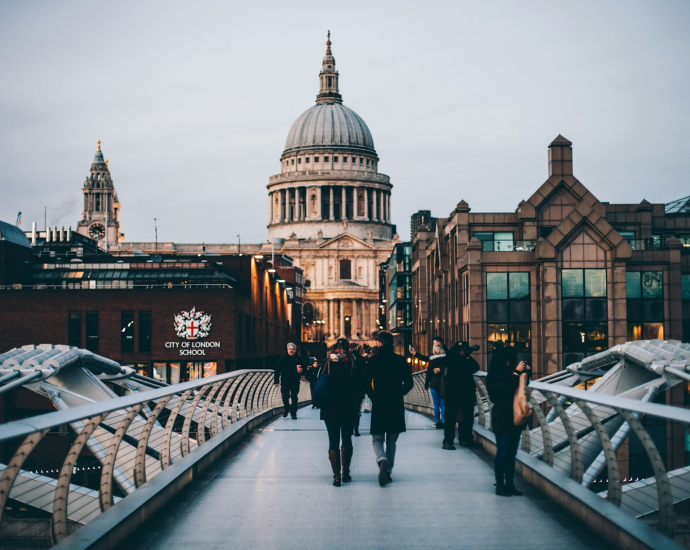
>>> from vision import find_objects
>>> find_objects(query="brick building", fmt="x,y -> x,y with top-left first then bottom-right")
411,136 -> 690,378
0,226 -> 294,382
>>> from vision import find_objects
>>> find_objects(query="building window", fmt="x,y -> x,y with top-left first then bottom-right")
324,156 -> 329,162
562,269 -> 608,365
139,311 -> 152,352
121,311 -> 134,353
540,227 -> 555,239
474,231 -> 515,252
340,259 -> 352,280
298,158 -> 301,164
486,273 -> 531,361
314,156 -> 319,163
291,159 -> 294,165
334,156 -> 338,162
627,271 -> 664,341
619,231 -> 636,250
68,312 -> 82,348
360,157 -> 364,165
85,312 -> 99,352
343,156 -> 348,163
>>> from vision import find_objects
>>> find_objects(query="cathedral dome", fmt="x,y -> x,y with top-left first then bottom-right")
283,102 -> 376,156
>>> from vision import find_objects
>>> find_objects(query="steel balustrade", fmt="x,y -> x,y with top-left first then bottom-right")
0,370 -> 310,547
404,370 -> 690,544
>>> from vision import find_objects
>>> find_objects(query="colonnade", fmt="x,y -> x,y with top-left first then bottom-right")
311,298 -> 379,340
269,185 -> 391,224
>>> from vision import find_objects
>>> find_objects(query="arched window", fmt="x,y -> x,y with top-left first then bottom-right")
339,259 -> 351,280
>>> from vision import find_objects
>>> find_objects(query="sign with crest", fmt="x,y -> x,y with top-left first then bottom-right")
174,307 -> 212,340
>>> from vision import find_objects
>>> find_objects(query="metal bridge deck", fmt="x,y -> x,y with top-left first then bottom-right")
120,408 -> 607,550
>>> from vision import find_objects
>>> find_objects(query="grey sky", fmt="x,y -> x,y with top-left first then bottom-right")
1,1 -> 689,244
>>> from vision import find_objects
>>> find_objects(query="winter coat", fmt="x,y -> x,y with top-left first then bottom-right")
486,364 -> 523,435
274,353 -> 305,387
366,345 -> 414,435
440,344 -> 479,409
424,354 -> 445,392
319,354 -> 361,425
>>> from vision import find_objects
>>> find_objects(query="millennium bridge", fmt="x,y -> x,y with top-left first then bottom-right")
1,341 -> 690,549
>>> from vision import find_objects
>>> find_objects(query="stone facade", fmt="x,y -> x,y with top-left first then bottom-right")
75,141 -> 124,251
411,135 -> 690,377
113,35 -> 397,347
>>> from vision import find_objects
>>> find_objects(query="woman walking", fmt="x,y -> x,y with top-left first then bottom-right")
319,338 -> 361,486
486,344 -> 530,496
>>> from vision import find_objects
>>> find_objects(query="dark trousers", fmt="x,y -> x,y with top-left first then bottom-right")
444,400 -> 475,444
325,420 -> 354,451
458,401 -> 475,443
443,405 -> 459,445
281,383 -> 299,416
494,431 -> 521,485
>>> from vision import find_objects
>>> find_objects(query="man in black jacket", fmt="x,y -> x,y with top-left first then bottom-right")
274,343 -> 304,419
366,331 -> 414,486
442,342 -> 480,449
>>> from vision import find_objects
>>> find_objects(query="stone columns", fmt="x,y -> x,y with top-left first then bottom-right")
317,186 -> 322,220
328,300 -> 335,339
352,300 -> 358,338
364,188 -> 369,221
329,187 -> 334,220
269,192 -> 273,224
342,187 -> 347,220
339,300 -> 345,337
372,189 -> 378,221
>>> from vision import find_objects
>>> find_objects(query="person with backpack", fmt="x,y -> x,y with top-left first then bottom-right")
486,344 -> 530,497
317,338 -> 361,487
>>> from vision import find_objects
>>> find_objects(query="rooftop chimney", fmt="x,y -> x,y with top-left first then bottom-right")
548,135 -> 573,177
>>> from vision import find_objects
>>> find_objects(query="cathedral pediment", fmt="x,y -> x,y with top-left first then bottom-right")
316,233 -> 375,250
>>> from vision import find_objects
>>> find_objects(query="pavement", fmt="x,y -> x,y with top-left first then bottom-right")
119,407 -> 609,550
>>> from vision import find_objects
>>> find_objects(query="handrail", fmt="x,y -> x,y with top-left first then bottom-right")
0,369 -> 271,442
0,367 -> 309,547
405,369 -> 690,544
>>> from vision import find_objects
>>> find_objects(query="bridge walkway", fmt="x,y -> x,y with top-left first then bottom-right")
119,408 -> 606,550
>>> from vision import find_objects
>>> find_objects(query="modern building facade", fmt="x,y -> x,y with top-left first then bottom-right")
380,242 -> 413,353
411,136 -> 690,378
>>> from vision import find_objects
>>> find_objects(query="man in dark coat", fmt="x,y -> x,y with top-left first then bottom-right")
274,342 -> 304,419
442,342 -> 480,449
366,331 -> 414,486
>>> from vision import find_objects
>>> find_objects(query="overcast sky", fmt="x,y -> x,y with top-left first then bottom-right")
1,1 -> 689,244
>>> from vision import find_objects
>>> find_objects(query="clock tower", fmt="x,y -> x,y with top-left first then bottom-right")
76,141 -> 124,250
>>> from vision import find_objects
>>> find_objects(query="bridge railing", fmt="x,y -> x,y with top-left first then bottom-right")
0,370 -> 309,548
406,370 -> 690,548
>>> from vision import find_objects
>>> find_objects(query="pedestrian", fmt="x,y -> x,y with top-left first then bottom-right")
274,342 -> 304,419
350,344 -> 367,437
409,337 -> 446,428
366,331 -> 414,487
306,357 -> 320,408
441,342 -> 480,450
486,345 -> 530,496
319,338 -> 361,486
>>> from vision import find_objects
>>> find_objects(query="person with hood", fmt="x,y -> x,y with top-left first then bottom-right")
318,338 -> 361,487
486,344 -> 530,496
441,341 -> 480,450
366,331 -> 414,486
274,342 -> 305,419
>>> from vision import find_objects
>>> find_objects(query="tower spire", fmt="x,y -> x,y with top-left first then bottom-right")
316,31 -> 342,104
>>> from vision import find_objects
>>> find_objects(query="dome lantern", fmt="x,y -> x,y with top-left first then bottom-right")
317,31 -> 342,105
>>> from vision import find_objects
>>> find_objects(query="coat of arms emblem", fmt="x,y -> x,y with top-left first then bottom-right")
174,307 -> 212,340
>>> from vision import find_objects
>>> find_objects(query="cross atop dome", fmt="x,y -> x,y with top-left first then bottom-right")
317,31 -> 342,105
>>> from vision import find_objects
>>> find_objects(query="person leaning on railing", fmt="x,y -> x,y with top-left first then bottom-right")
486,343 -> 530,497
409,336 -> 447,429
